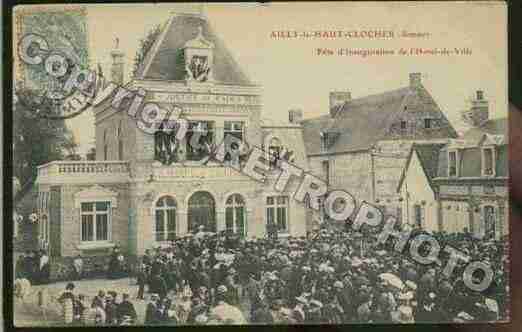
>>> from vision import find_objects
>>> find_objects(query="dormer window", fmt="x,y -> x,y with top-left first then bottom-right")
448,150 -> 458,177
320,130 -> 339,152
184,26 -> 214,83
482,146 -> 495,176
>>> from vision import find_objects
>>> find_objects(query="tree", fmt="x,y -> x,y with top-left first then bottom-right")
13,85 -> 77,204
132,24 -> 162,78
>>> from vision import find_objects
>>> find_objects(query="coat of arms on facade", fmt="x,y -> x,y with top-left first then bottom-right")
184,26 -> 214,83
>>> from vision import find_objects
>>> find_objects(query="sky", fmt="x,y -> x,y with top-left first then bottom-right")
30,2 -> 507,156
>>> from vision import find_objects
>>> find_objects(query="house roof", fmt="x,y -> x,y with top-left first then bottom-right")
302,87 -> 413,155
461,118 -> 507,141
136,13 -> 252,85
397,143 -> 446,193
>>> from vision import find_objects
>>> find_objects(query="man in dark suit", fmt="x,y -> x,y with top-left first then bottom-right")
144,294 -> 162,325
117,293 -> 137,324
149,270 -> 168,300
136,264 -> 147,300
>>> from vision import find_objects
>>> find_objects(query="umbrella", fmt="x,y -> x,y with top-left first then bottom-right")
379,273 -> 405,290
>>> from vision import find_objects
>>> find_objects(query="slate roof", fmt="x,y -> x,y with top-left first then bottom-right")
302,87 -> 414,155
397,143 -> 446,193
136,13 -> 252,85
462,118 -> 508,142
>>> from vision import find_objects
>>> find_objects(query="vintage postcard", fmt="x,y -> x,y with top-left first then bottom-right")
10,2 -> 509,326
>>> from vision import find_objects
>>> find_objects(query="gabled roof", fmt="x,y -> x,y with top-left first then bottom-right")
303,87 -> 413,155
397,143 -> 446,193
136,13 -> 252,85
462,118 -> 507,141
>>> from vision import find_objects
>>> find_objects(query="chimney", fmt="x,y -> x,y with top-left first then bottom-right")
289,109 -> 303,124
468,90 -> 489,126
110,37 -> 125,85
329,91 -> 351,116
409,72 -> 422,88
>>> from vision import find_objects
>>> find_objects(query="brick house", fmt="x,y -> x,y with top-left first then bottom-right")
302,73 -> 458,220
35,12 -> 308,279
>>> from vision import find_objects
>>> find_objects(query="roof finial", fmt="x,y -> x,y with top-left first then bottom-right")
114,37 -> 119,49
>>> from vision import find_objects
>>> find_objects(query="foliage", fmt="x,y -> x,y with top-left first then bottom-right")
13,85 -> 77,204
132,24 -> 162,78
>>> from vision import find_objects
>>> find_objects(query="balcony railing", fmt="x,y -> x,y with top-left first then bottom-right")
37,161 -> 130,183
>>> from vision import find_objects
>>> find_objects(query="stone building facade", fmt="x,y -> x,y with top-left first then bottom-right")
303,73 -> 458,219
35,12 -> 308,280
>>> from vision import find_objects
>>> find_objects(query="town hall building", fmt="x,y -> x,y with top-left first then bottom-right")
35,12 -> 309,279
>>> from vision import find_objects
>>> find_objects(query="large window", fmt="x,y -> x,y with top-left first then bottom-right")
268,137 -> 282,169
224,121 -> 244,140
155,196 -> 177,242
448,150 -> 458,177
188,191 -> 216,232
266,195 -> 289,233
225,194 -> 246,236
155,122 -> 179,165
81,202 -> 110,242
482,147 -> 495,176
186,121 -> 214,161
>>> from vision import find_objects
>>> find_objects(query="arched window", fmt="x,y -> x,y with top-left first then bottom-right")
225,194 -> 246,236
188,191 -> 216,232
103,130 -> 108,160
117,121 -> 124,160
155,196 -> 177,241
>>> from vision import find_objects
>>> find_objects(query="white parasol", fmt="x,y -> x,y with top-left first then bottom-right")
379,273 -> 405,290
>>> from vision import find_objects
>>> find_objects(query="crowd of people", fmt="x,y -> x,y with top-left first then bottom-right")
15,249 -> 50,285
53,223 -> 508,325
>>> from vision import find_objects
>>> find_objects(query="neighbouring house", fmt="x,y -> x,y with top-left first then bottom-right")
35,11 -> 308,280
302,73 -> 458,220
397,143 -> 446,233
397,91 -> 508,239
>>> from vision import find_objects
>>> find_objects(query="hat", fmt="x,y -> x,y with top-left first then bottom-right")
216,285 -> 228,295
457,311 -> 474,321
309,299 -> 323,308
295,296 -> 308,305
405,281 -> 417,291
333,281 -> 344,288
150,293 -> 159,299
485,298 -> 499,313
398,291 -> 414,301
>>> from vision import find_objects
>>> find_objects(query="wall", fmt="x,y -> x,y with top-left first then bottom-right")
59,183 -> 131,257
130,172 -> 307,256
399,151 -> 438,232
